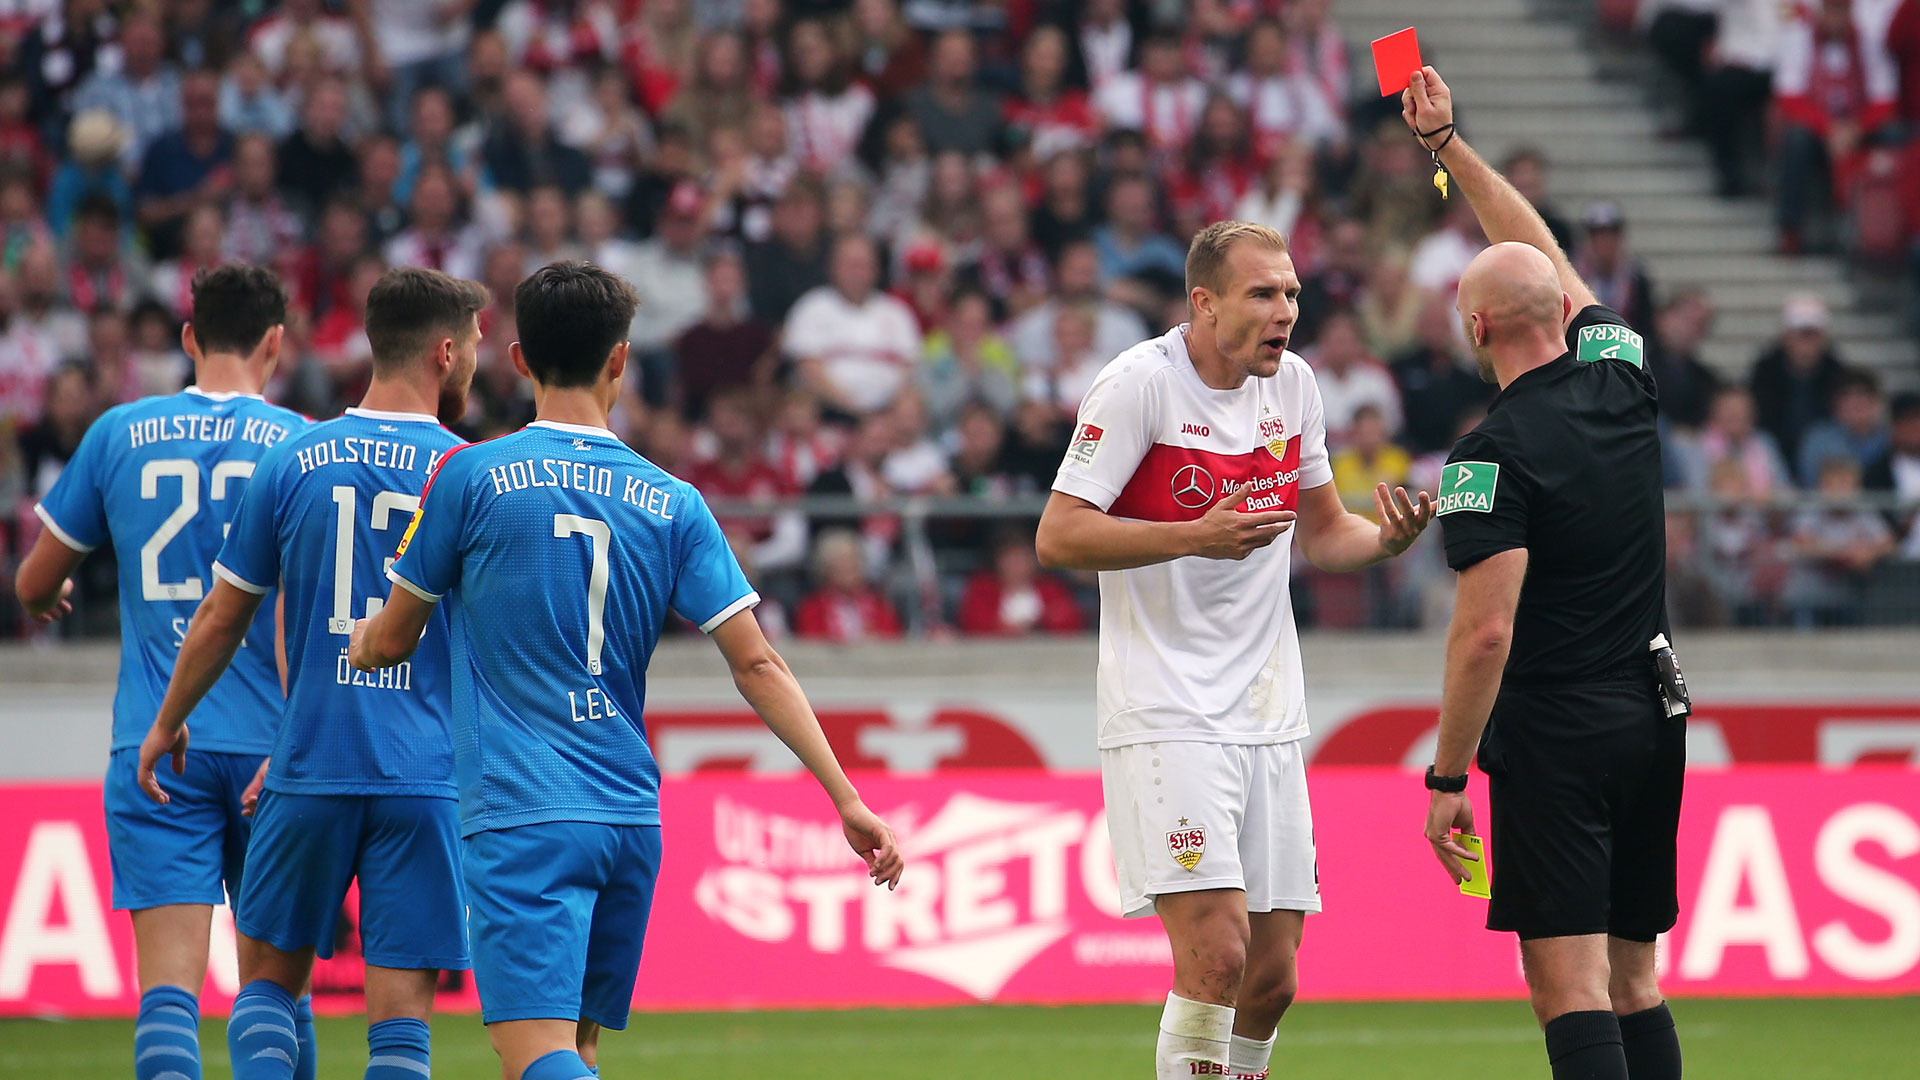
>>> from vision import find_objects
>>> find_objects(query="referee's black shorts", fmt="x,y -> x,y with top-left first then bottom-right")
1479,680 -> 1685,941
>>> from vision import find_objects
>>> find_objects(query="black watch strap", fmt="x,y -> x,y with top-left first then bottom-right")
1425,765 -> 1469,793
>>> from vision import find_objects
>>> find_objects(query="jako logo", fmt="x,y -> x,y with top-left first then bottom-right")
1181,423 -> 1210,437
693,793 -> 1144,999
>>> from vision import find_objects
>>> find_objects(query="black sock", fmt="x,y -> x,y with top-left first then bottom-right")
1618,1002 -> 1682,1080
1543,1010 -> 1628,1080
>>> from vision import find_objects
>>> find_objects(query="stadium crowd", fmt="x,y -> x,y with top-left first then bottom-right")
1,0 -> 1917,641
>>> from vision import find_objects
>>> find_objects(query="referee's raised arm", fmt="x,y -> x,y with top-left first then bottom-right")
1401,66 -> 1599,324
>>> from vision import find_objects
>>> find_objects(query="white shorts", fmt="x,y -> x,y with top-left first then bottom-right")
1100,739 -> 1321,919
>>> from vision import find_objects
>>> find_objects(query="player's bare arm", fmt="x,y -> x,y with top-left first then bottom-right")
1401,66 -> 1599,322
14,528 -> 84,622
711,609 -> 904,890
348,587 -> 436,670
1293,479 -> 1435,574
1424,547 -> 1527,884
1035,485 -> 1296,571
136,579 -> 267,804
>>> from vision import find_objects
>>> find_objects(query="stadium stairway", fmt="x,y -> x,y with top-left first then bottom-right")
1336,0 -> 1920,388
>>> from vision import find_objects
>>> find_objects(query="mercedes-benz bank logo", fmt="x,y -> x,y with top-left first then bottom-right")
1170,463 -> 1215,509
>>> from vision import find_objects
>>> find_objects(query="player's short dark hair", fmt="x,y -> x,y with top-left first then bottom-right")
365,266 -> 490,374
189,263 -> 288,355
513,261 -> 639,389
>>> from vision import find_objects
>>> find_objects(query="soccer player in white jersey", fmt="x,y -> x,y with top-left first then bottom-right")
1036,221 -> 1435,1080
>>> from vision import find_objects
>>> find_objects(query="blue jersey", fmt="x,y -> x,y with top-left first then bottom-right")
214,408 -> 465,797
35,388 -> 305,754
388,420 -> 757,835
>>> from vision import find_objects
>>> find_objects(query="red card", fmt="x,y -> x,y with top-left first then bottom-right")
1371,27 -> 1423,97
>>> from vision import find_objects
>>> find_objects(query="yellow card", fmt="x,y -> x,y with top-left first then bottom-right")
1455,833 -> 1490,898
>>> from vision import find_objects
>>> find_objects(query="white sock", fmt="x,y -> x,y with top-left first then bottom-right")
1229,1031 -> 1277,1079
1157,992 -> 1234,1079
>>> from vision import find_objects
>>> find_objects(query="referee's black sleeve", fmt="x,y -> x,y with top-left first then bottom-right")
1438,430 -> 1532,572
1566,303 -> 1658,399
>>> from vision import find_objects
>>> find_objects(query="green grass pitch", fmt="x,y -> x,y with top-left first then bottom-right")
3,997 -> 1915,1078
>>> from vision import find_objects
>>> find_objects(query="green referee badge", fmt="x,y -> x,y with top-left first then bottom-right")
1437,461 -> 1499,515
1575,323 -> 1645,368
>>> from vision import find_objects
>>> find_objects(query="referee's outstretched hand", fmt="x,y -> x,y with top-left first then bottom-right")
1401,66 -> 1453,143
1425,789 -> 1479,885
1192,483 -> 1295,561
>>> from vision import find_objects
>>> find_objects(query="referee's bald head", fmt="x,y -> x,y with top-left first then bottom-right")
1457,242 -> 1567,383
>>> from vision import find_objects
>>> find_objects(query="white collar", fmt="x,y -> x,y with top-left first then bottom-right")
529,419 -> 617,438
184,386 -> 264,402
346,406 -> 440,424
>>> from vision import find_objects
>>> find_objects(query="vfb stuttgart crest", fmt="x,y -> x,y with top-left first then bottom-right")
1167,819 -> 1206,871
1259,415 -> 1289,460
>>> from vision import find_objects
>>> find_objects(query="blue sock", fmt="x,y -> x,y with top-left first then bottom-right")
366,1017 -> 432,1079
135,985 -> 202,1080
294,997 -> 317,1080
522,1048 -> 596,1080
228,980 -> 300,1080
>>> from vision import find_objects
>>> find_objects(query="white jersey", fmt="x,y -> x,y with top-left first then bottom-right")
1052,325 -> 1333,749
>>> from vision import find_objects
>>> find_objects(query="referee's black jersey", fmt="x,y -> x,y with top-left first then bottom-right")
1437,304 -> 1667,686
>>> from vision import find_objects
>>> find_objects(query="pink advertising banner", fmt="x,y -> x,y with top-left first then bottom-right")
2,768 -> 1917,1017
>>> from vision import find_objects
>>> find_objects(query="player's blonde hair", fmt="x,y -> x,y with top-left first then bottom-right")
1184,221 -> 1290,299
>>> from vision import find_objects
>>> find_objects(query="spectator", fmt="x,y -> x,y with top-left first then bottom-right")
1685,384 -> 1795,498
745,177 -> 830,323
1700,455 -> 1789,625
920,289 -> 1019,429
65,195 -> 145,313
127,299 -> 189,399
288,197 -> 368,326
1233,137 -> 1315,241
134,68 -> 231,261
221,132 -> 301,267
1029,149 -> 1097,261
1892,0 -> 1920,123
1308,309 -> 1402,445
891,240 -> 952,332
362,0 -> 472,134
15,243 -> 85,360
17,0 -> 117,138
0,269 -> 62,430
675,245 -> 777,421
715,103 -> 798,245
880,390 -> 954,495
1408,195 -> 1487,296
901,149 -> 982,257
83,307 -> 141,403
782,17 -> 875,177
850,0 -> 929,99
219,51 -> 294,140
784,233 -> 921,417
1005,24 -> 1097,163
956,529 -> 1084,636
349,134 -> 406,245
948,399 -> 1022,496
665,31 -> 756,154
1575,200 -> 1656,332
906,29 -> 1003,158
71,11 -> 179,170
622,0 -> 697,116
1750,291 -> 1848,467
1091,173 -> 1186,290
483,71 -> 593,197
1092,32 -> 1205,156
794,529 -> 904,642
768,386 -> 843,490
1023,302 -> 1107,419
1330,402 -> 1412,512
276,76 -> 357,214
1293,216 -> 1369,347
395,86 -> 471,210
519,184 -> 582,274
18,361 -> 96,498
247,0 -> 359,78
687,388 -> 807,573
383,164 -> 481,280
1169,93 -> 1262,228
563,65 -> 654,202
1390,294 -> 1492,455
45,110 -> 132,244
807,410 -> 903,563
1347,124 -> 1441,257
1009,238 -> 1148,373
1502,146 -> 1576,256
0,77 -> 51,193
1646,287 -> 1723,430
1698,1 -> 1779,198
1077,0 -> 1136,92
864,113 -> 932,248
628,181 -> 709,356
307,251 -> 383,398
1862,391 -> 1920,548
964,184 -> 1050,315
1283,0 -> 1350,130
1355,248 -> 1422,361
1796,369 -> 1891,485
1784,455 -> 1894,624
1227,18 -> 1344,156
1773,0 -> 1898,252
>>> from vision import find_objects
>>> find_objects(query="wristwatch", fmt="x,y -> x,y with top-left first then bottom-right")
1425,765 -> 1468,793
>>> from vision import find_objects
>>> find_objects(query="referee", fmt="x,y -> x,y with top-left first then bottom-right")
1403,69 -> 1687,1080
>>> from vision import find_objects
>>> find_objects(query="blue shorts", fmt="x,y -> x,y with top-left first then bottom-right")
464,821 -> 663,1029
235,791 -> 470,970
104,747 -> 262,911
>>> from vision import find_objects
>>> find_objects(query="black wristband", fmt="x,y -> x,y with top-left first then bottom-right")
1418,123 -> 1454,140
1425,765 -> 1468,793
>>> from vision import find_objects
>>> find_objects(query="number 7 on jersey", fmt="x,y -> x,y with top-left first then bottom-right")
554,514 -> 611,676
